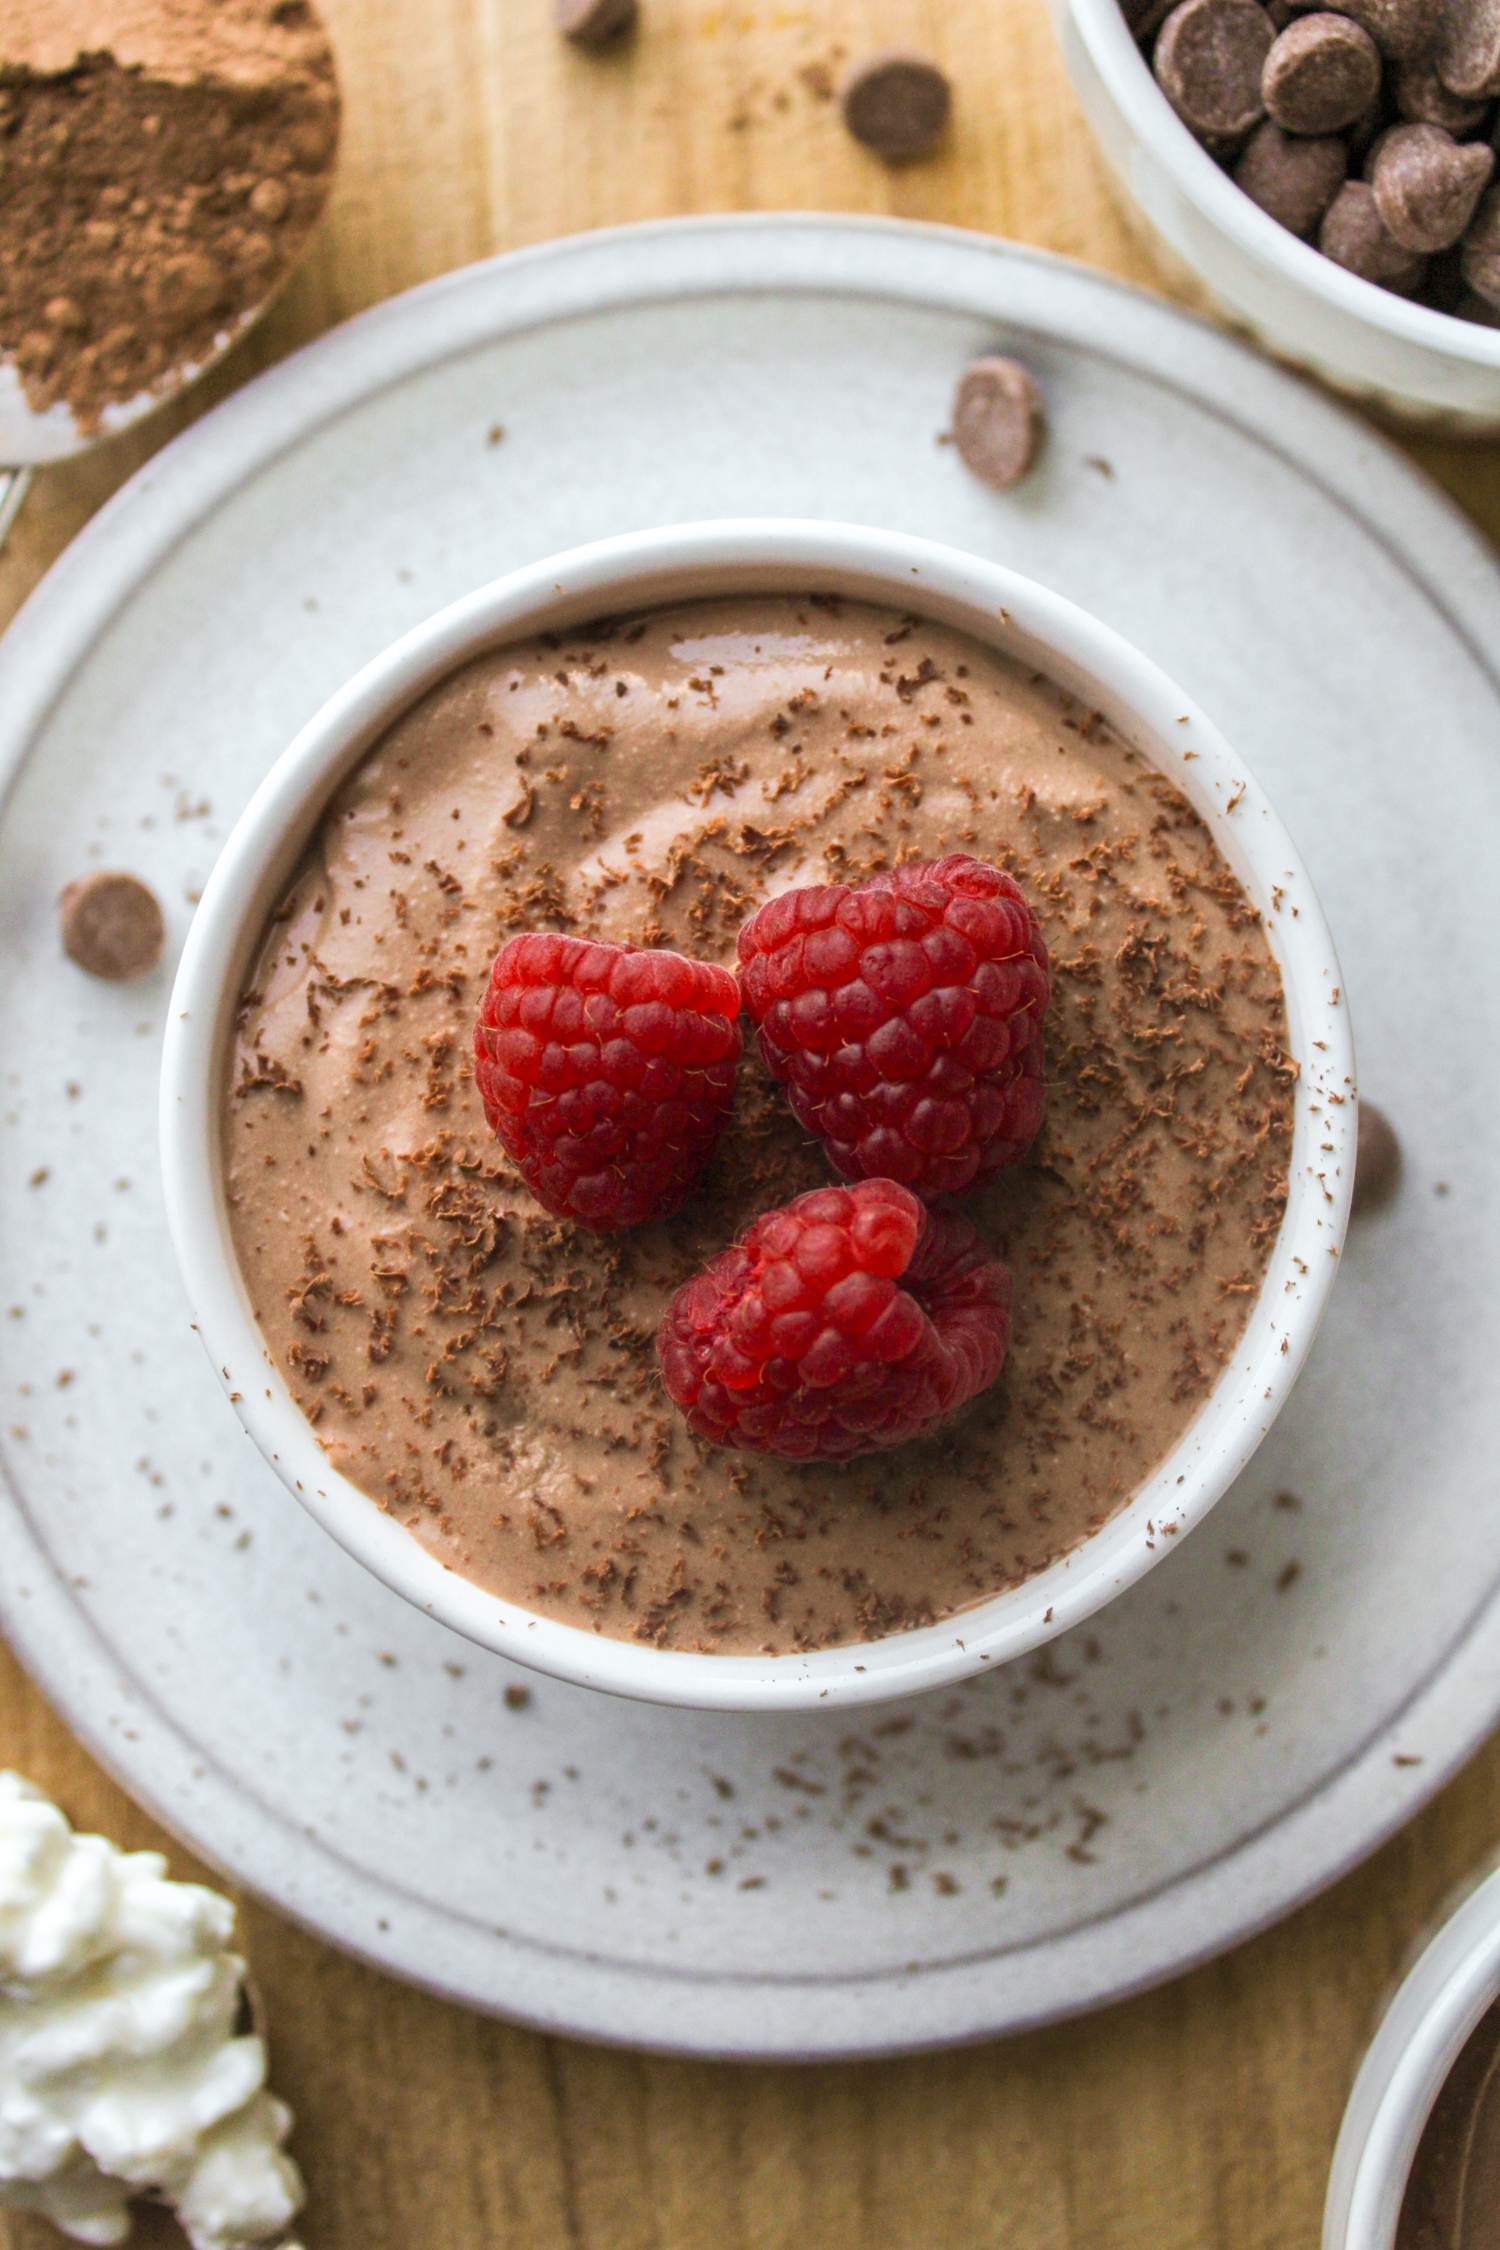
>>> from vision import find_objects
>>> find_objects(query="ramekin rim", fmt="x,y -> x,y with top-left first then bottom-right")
1326,1863 -> 1500,2250
159,517 -> 1355,1712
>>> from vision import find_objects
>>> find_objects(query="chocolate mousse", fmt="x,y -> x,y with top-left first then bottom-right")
224,596 -> 1293,1655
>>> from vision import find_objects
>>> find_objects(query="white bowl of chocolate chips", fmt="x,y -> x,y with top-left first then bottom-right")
1049,0 -> 1500,426
160,520 -> 1355,1712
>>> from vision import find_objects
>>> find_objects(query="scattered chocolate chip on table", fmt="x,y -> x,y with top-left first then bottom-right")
838,51 -> 952,161
555,0 -> 638,44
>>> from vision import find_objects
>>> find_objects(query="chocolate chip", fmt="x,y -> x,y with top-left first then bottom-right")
1346,87 -> 1395,164
1126,0 -> 1185,38
1319,177 -> 1432,285
1393,50 -> 1492,128
1460,182 -> 1500,300
1351,1100 -> 1401,1213
1234,120 -> 1348,229
1329,0 -> 1436,59
555,0 -> 636,42
1370,120 -> 1495,244
1263,13 -> 1382,132
951,358 -> 1047,491
60,872 -> 165,981
1155,0 -> 1276,133
1434,0 -> 1500,97
1419,236 -> 1471,303
839,51 -> 952,160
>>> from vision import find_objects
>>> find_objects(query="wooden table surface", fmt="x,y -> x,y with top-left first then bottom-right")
4,5 -> 1500,2246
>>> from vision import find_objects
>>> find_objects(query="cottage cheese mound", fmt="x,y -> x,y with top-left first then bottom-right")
0,1772 -> 303,2248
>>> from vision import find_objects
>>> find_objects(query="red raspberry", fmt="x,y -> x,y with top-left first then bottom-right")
657,1178 -> 1011,1459
736,855 -> 1050,1199
473,934 -> 741,1231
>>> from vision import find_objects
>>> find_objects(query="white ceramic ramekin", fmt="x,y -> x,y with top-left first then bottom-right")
1048,0 -> 1500,430
160,519 -> 1355,1711
1326,1856 -> 1500,2249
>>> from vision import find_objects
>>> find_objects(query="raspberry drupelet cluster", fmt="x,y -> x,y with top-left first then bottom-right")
473,933 -> 741,1231
657,1179 -> 1013,1460
736,854 -> 1049,1197
472,854 -> 1051,1460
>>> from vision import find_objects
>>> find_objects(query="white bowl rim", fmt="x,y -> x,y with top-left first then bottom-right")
1325,1862 -> 1500,2250
1066,0 -> 1500,374
159,517 -> 1356,1713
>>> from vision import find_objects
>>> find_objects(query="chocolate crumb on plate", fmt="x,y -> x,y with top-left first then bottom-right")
60,872 -> 165,982
839,50 -> 952,160
951,357 -> 1047,491
1154,0 -> 1276,139
555,0 -> 637,43
1351,1099 -> 1402,1212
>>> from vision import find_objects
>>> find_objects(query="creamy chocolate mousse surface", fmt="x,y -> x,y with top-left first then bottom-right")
225,597 -> 1293,1655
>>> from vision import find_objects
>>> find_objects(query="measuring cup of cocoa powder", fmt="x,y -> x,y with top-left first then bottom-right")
1,0 -> 340,513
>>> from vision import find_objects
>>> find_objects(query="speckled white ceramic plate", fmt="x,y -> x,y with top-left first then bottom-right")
2,217 -> 1498,2060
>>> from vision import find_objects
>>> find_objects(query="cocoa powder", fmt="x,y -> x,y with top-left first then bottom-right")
1,0 -> 339,434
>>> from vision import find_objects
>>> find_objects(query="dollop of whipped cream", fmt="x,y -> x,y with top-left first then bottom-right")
0,1773 -> 304,2249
